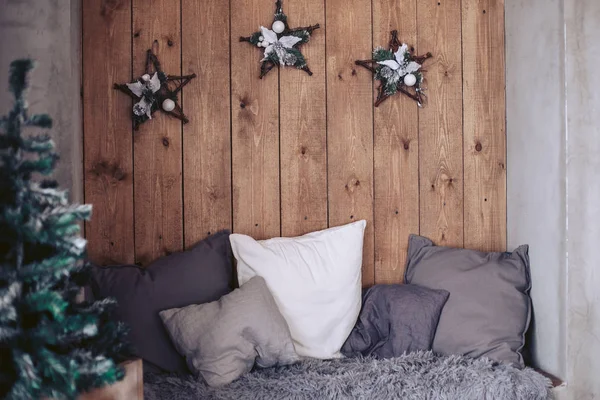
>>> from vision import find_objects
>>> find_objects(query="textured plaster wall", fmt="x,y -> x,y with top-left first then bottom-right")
507,0 -> 600,397
506,0 -> 566,378
0,0 -> 82,202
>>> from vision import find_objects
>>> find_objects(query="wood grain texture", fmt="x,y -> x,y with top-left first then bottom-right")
182,0 -> 232,247
372,0 -> 419,284
83,0 -> 134,266
132,0 -> 183,265
82,1 -> 507,278
231,0 -> 280,239
417,0 -> 464,248
280,0 -> 327,237
462,0 -> 506,251
326,0 -> 374,286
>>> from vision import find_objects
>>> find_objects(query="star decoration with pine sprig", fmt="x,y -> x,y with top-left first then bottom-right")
356,30 -> 432,107
113,49 -> 196,130
240,0 -> 320,79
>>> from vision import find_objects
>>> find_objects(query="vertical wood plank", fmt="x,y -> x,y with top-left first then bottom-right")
132,0 -> 183,265
327,0 -> 374,286
462,0 -> 506,251
417,0 -> 464,247
372,0 -> 419,284
182,0 -> 232,247
83,0 -> 134,265
280,0 -> 327,237
231,0 -> 280,239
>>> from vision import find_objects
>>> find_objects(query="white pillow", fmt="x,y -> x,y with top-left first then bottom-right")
230,220 -> 365,359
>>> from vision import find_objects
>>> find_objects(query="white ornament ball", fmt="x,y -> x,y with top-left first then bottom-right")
272,20 -> 285,34
162,99 -> 176,112
403,73 -> 417,87
259,35 -> 264,41
141,74 -> 151,82
261,41 -> 269,47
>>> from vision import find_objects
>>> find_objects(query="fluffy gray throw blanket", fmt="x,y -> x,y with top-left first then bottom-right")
144,351 -> 552,400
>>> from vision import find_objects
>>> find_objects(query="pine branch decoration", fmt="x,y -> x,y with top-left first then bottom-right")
356,30 -> 432,107
240,0 -> 320,79
0,60 -> 130,400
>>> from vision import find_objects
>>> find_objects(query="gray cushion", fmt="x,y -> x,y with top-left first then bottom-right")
89,231 -> 233,373
341,284 -> 449,358
160,276 -> 299,387
404,234 -> 531,368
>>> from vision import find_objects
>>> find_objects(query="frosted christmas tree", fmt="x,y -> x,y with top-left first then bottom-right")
0,60 -> 129,400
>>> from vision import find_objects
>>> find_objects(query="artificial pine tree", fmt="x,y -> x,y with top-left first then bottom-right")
0,60 -> 130,400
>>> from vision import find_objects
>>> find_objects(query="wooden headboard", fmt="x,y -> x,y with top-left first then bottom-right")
82,0 -> 506,286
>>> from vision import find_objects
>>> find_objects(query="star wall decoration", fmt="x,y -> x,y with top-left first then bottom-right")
113,49 -> 196,130
240,0 -> 320,79
355,30 -> 432,107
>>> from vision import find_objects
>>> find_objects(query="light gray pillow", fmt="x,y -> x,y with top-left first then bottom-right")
160,276 -> 299,386
404,235 -> 531,368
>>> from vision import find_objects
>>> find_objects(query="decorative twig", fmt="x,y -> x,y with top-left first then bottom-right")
354,59 -> 377,73
260,61 -> 277,79
241,0 -> 319,79
355,30 -> 432,107
113,49 -> 196,129
288,24 -> 320,35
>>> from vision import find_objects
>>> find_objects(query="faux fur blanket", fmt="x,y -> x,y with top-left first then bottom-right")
144,351 -> 553,400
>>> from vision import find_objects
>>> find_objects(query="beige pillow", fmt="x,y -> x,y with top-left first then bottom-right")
160,276 -> 298,387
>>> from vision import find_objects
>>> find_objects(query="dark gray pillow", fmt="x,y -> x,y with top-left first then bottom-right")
89,231 -> 233,374
404,234 -> 531,368
341,284 -> 449,358
160,276 -> 299,387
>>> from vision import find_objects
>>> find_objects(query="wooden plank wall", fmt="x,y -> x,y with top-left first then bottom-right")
83,0 -> 506,286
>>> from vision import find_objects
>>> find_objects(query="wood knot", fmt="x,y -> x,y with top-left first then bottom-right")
300,147 -> 307,155
475,142 -> 482,152
402,140 -> 410,150
338,74 -> 343,80
207,231 -> 211,235
255,223 -> 259,227
351,69 -> 357,76
113,168 -> 125,181
304,216 -> 308,220
162,137 -> 170,147
395,210 -> 399,215
350,215 -> 354,219
167,39 -> 174,47
133,30 -> 141,38
240,102 -> 246,109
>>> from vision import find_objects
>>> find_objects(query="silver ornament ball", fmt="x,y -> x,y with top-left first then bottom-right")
272,20 -> 285,34
162,99 -> 176,112
403,73 -> 417,87
141,74 -> 151,82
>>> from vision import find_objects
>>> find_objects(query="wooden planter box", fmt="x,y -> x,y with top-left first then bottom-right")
79,359 -> 143,400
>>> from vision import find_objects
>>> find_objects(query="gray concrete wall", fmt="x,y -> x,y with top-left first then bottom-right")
562,1 -> 600,397
507,0 -> 600,397
0,0 -> 82,202
506,0 -> 567,378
